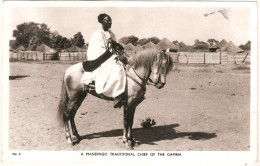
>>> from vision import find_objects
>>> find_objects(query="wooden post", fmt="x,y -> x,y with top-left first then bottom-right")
204,52 -> 205,64
69,52 -> 71,61
220,52 -> 221,64
177,52 -> 180,63
242,53 -> 249,64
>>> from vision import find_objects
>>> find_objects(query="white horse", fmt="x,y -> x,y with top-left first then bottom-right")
57,49 -> 173,148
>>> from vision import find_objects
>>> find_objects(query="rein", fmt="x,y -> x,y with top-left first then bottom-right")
126,66 -> 146,92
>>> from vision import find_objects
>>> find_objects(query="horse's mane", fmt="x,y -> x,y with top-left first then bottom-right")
128,49 -> 173,75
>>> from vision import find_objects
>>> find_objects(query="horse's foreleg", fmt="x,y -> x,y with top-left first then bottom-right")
127,107 -> 136,146
123,106 -> 136,148
122,106 -> 128,144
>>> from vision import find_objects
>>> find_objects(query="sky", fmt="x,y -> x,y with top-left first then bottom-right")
5,2 -> 254,46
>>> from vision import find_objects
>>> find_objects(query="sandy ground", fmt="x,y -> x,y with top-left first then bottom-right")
8,61 -> 250,151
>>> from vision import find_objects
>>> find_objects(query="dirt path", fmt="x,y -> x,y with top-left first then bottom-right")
8,61 -> 250,151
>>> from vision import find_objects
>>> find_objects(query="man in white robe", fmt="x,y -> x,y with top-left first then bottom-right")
81,13 -> 126,108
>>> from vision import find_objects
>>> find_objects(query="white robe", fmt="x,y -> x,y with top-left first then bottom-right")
81,29 -> 126,98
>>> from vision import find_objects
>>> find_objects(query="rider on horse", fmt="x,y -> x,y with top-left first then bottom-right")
81,13 -> 127,108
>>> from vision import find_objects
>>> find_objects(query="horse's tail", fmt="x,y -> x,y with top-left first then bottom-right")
57,75 -> 68,127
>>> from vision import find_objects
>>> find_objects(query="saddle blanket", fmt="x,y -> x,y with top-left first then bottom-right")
80,56 -> 126,98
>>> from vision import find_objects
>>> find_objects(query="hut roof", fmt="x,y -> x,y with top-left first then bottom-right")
66,45 -> 82,52
135,45 -> 143,51
16,46 -> 26,52
80,45 -> 88,51
26,45 -> 34,51
36,44 -> 52,52
119,42 -> 126,48
156,38 -> 177,50
221,41 -> 244,53
124,43 -> 137,51
142,41 -> 156,49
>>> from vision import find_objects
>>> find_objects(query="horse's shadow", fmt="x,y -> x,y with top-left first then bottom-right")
80,124 -> 217,146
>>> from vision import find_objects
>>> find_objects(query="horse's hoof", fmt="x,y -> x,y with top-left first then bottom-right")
72,139 -> 80,146
125,142 -> 134,150
133,141 -> 140,147
72,137 -> 81,145
67,138 -> 72,144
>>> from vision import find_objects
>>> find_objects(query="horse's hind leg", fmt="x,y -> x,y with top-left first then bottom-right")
64,120 -> 72,143
68,92 -> 87,143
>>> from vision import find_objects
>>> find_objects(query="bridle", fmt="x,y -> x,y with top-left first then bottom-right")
147,51 -> 168,87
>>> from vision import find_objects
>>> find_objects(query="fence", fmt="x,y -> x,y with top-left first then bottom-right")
59,52 -> 87,61
9,51 -> 59,61
9,51 -> 87,61
9,50 -> 250,65
176,52 -> 250,64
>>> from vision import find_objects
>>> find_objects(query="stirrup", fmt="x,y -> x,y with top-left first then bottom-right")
83,81 -> 96,92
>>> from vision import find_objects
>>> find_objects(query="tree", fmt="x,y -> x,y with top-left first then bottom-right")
118,37 -> 129,45
149,37 -> 160,44
138,38 -> 149,46
239,41 -> 251,51
119,35 -> 139,46
193,39 -> 209,51
138,37 -> 160,46
12,22 -> 51,49
71,32 -> 85,48
49,35 -> 63,49
179,41 -> 189,52
207,39 -> 219,46
49,35 -> 71,50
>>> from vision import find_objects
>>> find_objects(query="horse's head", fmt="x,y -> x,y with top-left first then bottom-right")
128,49 -> 173,89
149,51 -> 173,89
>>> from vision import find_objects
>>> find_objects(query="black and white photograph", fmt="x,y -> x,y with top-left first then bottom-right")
1,1 -> 258,166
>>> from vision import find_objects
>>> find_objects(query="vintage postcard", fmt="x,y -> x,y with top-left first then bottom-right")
1,1 -> 258,166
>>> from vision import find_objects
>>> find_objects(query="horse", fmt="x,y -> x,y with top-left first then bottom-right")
57,49 -> 173,149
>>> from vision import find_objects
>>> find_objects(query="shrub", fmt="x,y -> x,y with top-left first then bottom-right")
141,117 -> 156,128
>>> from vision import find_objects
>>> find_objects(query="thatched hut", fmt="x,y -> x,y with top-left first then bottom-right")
156,38 -> 177,51
80,45 -> 88,52
26,45 -> 34,51
65,45 -> 82,52
15,46 -> 26,52
124,43 -> 137,51
142,41 -> 156,49
36,44 -> 56,53
36,44 -> 58,60
209,46 -> 221,52
135,45 -> 143,51
221,41 -> 244,53
119,42 -> 126,48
